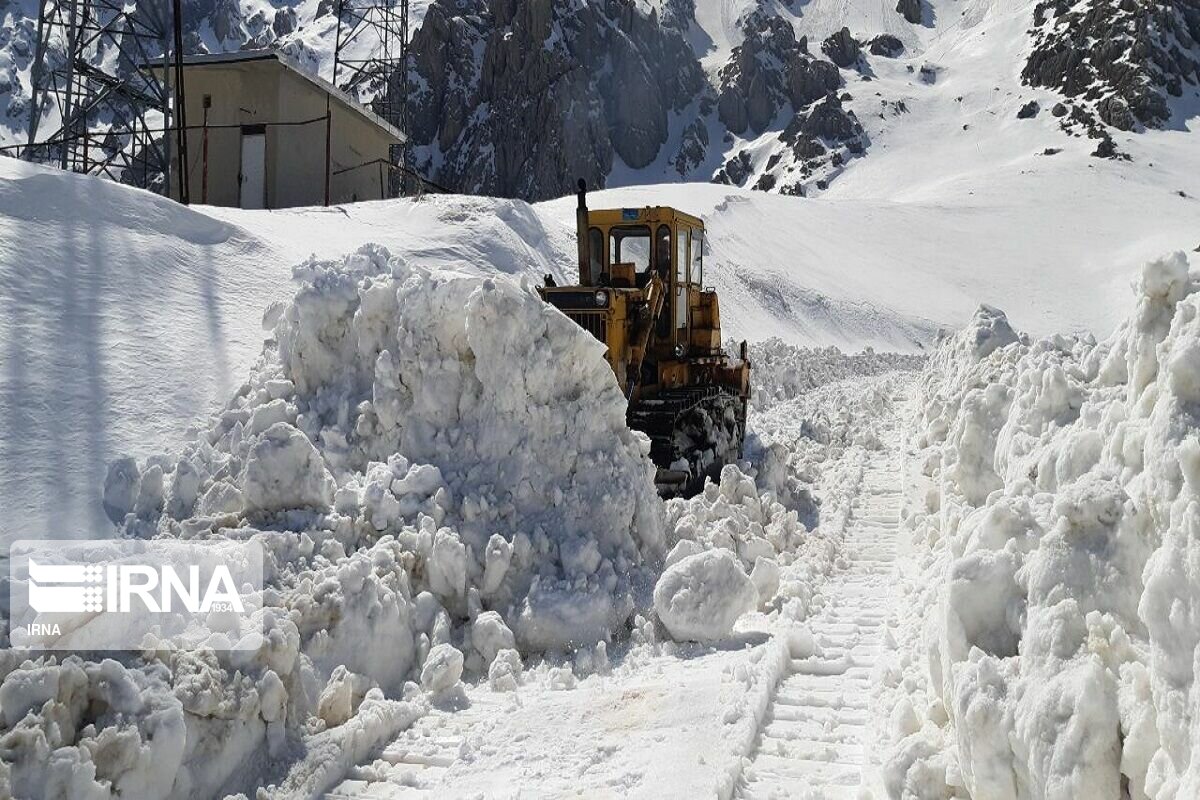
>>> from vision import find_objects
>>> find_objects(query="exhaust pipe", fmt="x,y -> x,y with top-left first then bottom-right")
576,177 -> 589,283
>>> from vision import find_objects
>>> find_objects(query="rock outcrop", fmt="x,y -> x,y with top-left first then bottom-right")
406,0 -> 703,200
896,0 -> 923,25
868,34 -> 905,58
822,27 -> 862,69
709,10 -> 866,194
1023,0 -> 1200,130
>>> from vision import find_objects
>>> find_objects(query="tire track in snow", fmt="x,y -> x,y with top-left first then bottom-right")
324,696 -> 500,799
736,403 -> 906,800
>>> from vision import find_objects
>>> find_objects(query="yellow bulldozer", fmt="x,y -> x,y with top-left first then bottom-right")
540,180 -> 751,497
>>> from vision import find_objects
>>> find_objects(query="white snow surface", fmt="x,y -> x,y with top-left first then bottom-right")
321,363 -> 920,799
3,149 -> 1198,546
879,254 -> 1200,799
0,271 -> 923,798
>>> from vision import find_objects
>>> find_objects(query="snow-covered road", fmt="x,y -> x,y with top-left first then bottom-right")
738,413 -> 905,798
323,383 -> 914,800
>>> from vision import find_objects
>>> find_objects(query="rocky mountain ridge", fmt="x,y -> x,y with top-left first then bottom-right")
403,0 -> 1200,199
2,0 -> 1199,200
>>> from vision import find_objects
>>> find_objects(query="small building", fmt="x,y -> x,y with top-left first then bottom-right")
158,51 -> 404,209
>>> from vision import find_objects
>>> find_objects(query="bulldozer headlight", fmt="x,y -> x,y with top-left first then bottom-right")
594,290 -> 608,307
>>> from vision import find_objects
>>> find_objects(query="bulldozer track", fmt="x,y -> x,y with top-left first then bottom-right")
735,407 -> 905,799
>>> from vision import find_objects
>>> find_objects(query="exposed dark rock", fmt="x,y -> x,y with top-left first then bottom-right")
272,8 -> 297,37
896,0 -> 922,25
1017,100 -> 1040,118
1023,0 -> 1200,131
674,118 -> 710,176
1042,147 -> 1062,155
753,172 -> 777,191
717,11 -> 841,135
1098,96 -> 1135,131
1052,102 -> 1069,117
406,0 -> 704,199
868,34 -> 904,58
789,94 -> 864,141
1092,136 -> 1119,158
822,27 -> 861,69
209,0 -> 244,46
714,150 -> 753,185
789,60 -> 841,109
717,90 -> 749,135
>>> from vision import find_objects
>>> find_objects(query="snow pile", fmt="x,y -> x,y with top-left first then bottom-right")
666,464 -> 812,575
0,244 -> 665,797
880,253 -> 1200,799
740,338 -> 926,412
112,243 -> 664,655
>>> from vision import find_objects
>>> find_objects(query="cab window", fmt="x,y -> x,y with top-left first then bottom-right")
676,226 -> 689,284
690,229 -> 704,285
655,225 -> 671,279
610,226 -> 651,273
587,227 -> 604,283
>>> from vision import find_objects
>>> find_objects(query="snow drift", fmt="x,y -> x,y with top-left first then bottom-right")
0,245 -> 665,797
880,252 -> 1200,799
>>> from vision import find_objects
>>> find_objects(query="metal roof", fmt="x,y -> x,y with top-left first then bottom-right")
148,50 -> 405,142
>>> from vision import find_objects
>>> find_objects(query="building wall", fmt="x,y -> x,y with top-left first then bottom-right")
172,60 -> 399,209
269,69 -> 396,207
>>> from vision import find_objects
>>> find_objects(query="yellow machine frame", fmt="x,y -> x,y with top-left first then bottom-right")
541,203 -> 748,403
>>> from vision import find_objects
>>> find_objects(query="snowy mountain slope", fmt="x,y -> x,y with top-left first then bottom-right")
4,0 -> 1198,202
404,0 -> 1200,198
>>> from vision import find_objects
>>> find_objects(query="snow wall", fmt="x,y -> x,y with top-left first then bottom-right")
881,253 -> 1200,799
0,245 -> 665,798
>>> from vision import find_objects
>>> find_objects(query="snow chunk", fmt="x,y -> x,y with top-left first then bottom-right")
488,649 -> 523,692
653,550 -> 757,643
317,666 -> 374,728
881,254 -> 1200,800
241,422 -> 335,512
420,643 -> 464,694
471,611 -> 516,666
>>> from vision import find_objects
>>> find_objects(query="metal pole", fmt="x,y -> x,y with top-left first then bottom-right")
399,0 -> 409,196
332,0 -> 346,87
26,0 -> 51,150
163,48 -> 172,196
171,0 -> 189,203
201,101 -> 210,204
324,96 -> 332,206
60,0 -> 81,170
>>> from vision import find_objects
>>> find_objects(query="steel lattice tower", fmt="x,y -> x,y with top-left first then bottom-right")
24,0 -> 188,196
333,0 -> 409,195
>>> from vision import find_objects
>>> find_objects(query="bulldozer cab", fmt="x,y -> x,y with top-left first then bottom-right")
579,207 -> 706,354
538,179 -> 749,497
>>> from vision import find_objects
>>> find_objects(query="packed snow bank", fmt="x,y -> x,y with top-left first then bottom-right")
0,245 -> 665,798
880,252 -> 1200,799
743,339 -> 925,412
115,243 -> 664,654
